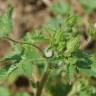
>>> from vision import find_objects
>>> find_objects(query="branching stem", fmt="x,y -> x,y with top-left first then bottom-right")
7,37 -> 46,58
6,37 -> 51,96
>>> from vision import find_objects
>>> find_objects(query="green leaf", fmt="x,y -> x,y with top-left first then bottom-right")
52,0 -> 71,15
67,35 -> 80,52
0,8 -> 12,38
0,87 -> 10,96
80,0 -> 96,13
16,92 -> 30,96
67,64 -> 76,83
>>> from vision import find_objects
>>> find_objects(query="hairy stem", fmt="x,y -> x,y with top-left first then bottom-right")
36,65 -> 50,96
